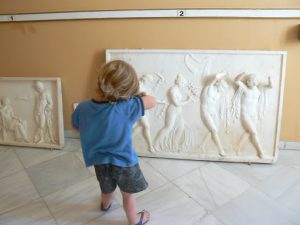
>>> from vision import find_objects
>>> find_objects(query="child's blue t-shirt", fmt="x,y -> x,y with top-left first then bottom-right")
71,96 -> 144,167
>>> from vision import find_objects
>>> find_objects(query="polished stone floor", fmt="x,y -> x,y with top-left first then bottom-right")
0,138 -> 300,225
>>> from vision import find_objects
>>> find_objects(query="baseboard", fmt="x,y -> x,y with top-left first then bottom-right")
279,141 -> 300,150
64,130 -> 79,139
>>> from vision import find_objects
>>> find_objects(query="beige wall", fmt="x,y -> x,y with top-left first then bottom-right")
1,1 -> 300,140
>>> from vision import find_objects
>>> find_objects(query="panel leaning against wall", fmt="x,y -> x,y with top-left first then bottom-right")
0,77 -> 64,149
106,50 -> 286,163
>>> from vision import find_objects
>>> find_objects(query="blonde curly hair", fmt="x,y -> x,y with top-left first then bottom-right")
97,60 -> 140,102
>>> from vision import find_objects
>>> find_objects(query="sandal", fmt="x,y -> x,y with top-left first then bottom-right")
100,202 -> 112,212
135,210 -> 150,225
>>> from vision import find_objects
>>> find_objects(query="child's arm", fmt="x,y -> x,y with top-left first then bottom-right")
141,95 -> 157,110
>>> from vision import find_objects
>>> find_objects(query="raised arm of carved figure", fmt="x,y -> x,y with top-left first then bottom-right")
258,76 -> 273,89
170,87 -> 191,107
235,75 -> 248,92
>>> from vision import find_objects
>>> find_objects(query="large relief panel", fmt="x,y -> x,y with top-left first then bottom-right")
0,77 -> 64,149
106,50 -> 286,163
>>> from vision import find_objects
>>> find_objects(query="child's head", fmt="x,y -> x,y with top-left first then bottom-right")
97,60 -> 139,102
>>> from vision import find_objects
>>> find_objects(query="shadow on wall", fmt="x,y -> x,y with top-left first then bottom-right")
285,24 -> 300,43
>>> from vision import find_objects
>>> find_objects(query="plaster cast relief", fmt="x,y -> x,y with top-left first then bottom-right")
200,72 -> 228,157
0,77 -> 64,149
154,74 -> 195,152
0,97 -> 28,142
231,73 -> 273,159
33,81 -> 56,144
133,73 -> 166,153
106,49 -> 286,163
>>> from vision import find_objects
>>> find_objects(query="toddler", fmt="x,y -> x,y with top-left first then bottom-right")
72,60 -> 156,225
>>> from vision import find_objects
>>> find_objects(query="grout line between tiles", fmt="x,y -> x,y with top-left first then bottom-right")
16,148 -> 66,170
170,177 -> 209,219
274,177 -> 300,201
0,150 -> 26,181
198,165 -> 219,208
16,152 -> 60,225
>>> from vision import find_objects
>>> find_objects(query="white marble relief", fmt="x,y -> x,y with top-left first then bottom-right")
200,72 -> 228,157
133,73 -> 166,153
106,49 -> 286,163
154,74 -> 195,152
231,73 -> 273,159
0,77 -> 64,149
33,81 -> 57,144
0,97 -> 29,142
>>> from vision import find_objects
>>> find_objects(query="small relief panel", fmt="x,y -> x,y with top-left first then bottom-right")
106,49 -> 286,163
0,77 -> 64,149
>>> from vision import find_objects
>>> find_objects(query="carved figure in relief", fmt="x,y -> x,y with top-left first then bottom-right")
200,72 -> 228,156
154,74 -> 193,151
231,73 -> 272,158
0,97 -> 28,142
133,73 -> 166,153
33,81 -> 56,144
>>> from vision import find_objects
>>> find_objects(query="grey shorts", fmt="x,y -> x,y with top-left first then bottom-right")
94,163 -> 148,194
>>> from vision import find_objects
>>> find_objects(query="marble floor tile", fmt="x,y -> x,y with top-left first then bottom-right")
293,165 -> 300,171
91,184 -> 200,225
0,145 -> 11,150
218,161 -> 284,186
44,177 -> 118,225
74,152 -> 95,175
133,183 -> 206,225
138,158 -> 169,190
83,207 -> 127,225
173,167 -> 218,211
146,157 -> 206,180
0,199 -> 56,225
276,150 -> 300,166
63,138 -> 82,152
1,142 -> 300,225
87,183 -> 207,225
200,163 -> 249,206
26,153 -> 92,196
0,149 -> 24,179
278,180 -> 300,215
15,146 -> 66,168
257,166 -> 300,199
0,171 -> 40,214
194,214 -> 225,225
173,163 -> 249,211
213,188 -> 300,225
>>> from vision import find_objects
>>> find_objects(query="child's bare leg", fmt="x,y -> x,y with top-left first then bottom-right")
121,191 -> 150,225
101,192 -> 114,208
121,191 -> 137,224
